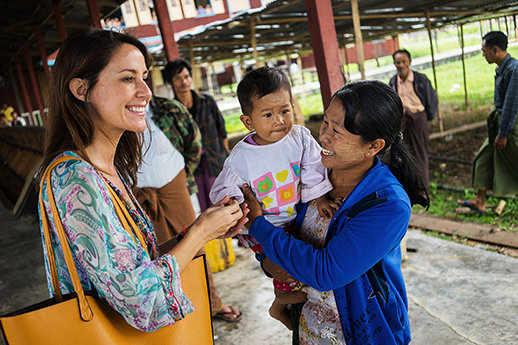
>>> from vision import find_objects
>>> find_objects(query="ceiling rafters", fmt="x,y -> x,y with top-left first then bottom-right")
175,0 -> 518,64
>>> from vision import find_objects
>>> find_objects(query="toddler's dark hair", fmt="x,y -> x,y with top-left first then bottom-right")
237,67 -> 292,115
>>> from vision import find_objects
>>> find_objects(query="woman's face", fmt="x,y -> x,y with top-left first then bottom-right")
319,98 -> 374,170
87,43 -> 151,139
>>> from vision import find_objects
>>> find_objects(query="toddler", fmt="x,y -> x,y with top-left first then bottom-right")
209,67 -> 335,329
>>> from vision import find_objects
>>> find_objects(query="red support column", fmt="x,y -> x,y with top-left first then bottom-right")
35,28 -> 51,83
304,0 -> 344,109
52,1 -> 68,42
23,42 -> 45,125
86,0 -> 102,29
249,0 -> 262,9
153,0 -> 180,61
14,54 -> 34,123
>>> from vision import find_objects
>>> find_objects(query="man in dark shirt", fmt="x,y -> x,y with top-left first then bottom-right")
163,59 -> 230,212
458,31 -> 518,213
388,49 -> 438,189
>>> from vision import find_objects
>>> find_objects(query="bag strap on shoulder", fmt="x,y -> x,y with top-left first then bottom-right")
345,191 -> 387,219
39,155 -> 150,321
40,155 -> 94,320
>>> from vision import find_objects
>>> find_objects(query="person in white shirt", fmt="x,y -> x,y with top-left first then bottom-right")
136,98 -> 243,322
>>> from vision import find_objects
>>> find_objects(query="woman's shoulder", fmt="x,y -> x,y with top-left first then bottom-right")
349,162 -> 411,209
47,151 -> 102,187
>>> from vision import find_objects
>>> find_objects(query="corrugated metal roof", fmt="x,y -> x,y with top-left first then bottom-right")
175,0 -> 518,63
0,0 -> 125,71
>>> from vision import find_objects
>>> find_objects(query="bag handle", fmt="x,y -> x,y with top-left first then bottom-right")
39,155 -> 150,321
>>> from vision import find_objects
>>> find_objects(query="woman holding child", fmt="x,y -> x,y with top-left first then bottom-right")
244,80 -> 429,344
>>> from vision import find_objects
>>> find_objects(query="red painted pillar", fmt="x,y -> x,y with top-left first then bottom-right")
14,55 -> 34,124
52,1 -> 68,42
304,0 -> 344,109
153,0 -> 180,61
35,28 -> 51,83
86,0 -> 102,29
249,0 -> 262,9
23,42 -> 45,125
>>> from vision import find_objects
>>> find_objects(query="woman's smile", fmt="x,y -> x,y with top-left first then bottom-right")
321,147 -> 335,156
125,105 -> 147,115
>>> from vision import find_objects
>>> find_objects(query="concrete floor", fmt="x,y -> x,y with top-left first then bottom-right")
1,200 -> 518,344
213,232 -> 518,345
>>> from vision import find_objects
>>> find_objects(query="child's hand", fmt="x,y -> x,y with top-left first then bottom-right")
242,184 -> 263,228
316,195 -> 342,218
215,196 -> 249,238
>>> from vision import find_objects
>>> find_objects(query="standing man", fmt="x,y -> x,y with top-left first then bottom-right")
163,59 -> 230,211
389,49 -> 438,189
458,31 -> 518,213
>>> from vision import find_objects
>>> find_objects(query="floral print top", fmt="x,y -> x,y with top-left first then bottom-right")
38,151 -> 194,331
298,201 -> 345,345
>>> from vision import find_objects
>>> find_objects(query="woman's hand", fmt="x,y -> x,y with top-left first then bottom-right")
241,184 -> 263,228
190,195 -> 245,242
168,196 -> 247,271
214,196 -> 249,239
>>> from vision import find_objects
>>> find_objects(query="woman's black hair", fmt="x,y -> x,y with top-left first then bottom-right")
333,80 -> 430,208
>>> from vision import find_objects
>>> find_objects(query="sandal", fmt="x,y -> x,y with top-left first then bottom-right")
213,306 -> 243,322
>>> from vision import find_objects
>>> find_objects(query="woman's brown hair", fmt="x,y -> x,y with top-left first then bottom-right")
37,28 -> 151,188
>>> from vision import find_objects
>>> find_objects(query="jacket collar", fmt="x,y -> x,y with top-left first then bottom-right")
496,54 -> 512,76
331,157 -> 405,221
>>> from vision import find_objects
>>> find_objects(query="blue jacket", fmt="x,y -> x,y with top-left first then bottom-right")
250,158 -> 411,345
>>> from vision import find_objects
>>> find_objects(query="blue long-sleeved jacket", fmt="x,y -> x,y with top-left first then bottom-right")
250,158 -> 411,345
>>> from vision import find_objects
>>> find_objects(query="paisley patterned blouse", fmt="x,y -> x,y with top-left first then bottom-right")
298,201 -> 345,344
38,151 -> 194,331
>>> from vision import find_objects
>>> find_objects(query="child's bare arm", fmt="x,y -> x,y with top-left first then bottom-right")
262,257 -> 297,283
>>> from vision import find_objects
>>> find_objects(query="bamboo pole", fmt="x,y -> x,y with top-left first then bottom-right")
426,10 -> 443,132
189,41 -> 201,92
459,24 -> 468,107
207,63 -> 214,95
250,18 -> 258,67
343,44 -> 350,81
285,50 -> 294,85
351,0 -> 365,80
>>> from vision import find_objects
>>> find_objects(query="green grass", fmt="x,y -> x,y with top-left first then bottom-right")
413,184 -> 518,232
296,92 -> 324,116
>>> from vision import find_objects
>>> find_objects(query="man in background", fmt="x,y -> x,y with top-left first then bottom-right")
163,59 -> 230,212
389,49 -> 438,189
458,31 -> 518,213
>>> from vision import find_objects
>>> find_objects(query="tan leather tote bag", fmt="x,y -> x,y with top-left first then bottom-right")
1,156 -> 213,344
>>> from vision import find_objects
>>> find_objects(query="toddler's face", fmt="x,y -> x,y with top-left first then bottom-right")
240,88 -> 294,145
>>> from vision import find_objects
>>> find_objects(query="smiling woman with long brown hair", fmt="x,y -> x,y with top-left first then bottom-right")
37,28 -> 246,331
